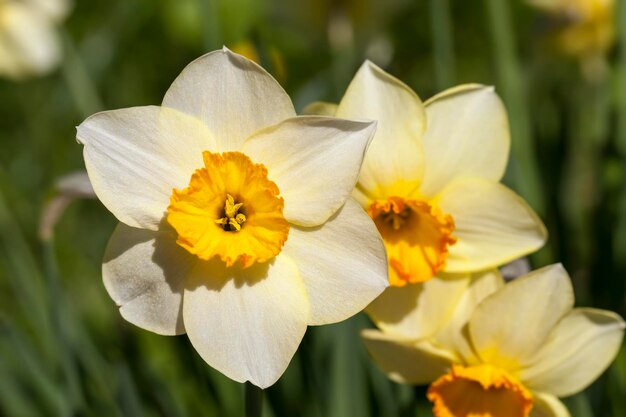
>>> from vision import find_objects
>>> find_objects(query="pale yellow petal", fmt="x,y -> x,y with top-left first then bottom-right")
283,199 -> 388,325
419,85 -> 510,197
336,61 -> 426,198
183,254 -> 309,388
469,264 -> 574,368
103,223 -> 196,336
162,48 -> 296,152
301,101 -> 338,116
77,106 -> 216,230
530,392 -> 572,417
437,178 -> 547,273
521,308 -> 625,397
242,116 -> 376,226
366,274 -> 470,340
434,269 -> 504,363
361,329 -> 456,385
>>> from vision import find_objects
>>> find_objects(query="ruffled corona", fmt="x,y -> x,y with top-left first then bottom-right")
367,197 -> 456,286
167,151 -> 290,268
427,364 -> 533,417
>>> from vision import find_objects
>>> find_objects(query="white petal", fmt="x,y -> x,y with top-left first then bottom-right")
419,85 -> 510,197
103,223 -> 196,336
530,393 -> 571,417
183,254 -> 309,388
242,116 -> 376,226
366,274 -> 470,340
0,2 -> 61,79
283,199 -> 387,325
77,106 -> 216,230
434,269 -> 504,363
521,308 -> 625,397
301,101 -> 338,116
336,61 -> 426,199
469,264 -> 574,367
162,48 -> 296,152
438,178 -> 547,273
25,0 -> 71,21
361,329 -> 456,385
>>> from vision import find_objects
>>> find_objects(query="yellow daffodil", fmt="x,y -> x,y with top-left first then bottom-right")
77,48 -> 388,388
362,264 -> 625,417
528,0 -> 614,76
306,63 -> 547,288
0,0 -> 70,79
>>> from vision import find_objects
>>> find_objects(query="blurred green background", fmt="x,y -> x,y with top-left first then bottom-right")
1,0 -> 625,416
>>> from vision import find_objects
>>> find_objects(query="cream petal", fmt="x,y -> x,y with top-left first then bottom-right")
77,106 -> 216,230
434,269 -> 504,363
419,85 -> 510,197
366,274 -> 470,340
282,199 -> 387,325
336,61 -> 426,199
0,2 -> 61,79
469,264 -> 575,368
301,101 -> 338,116
521,308 -> 625,397
437,178 -> 547,273
530,392 -> 571,417
242,116 -> 376,226
102,223 -> 196,336
183,254 -> 309,388
25,0 -> 71,21
162,48 -> 296,152
361,329 -> 456,385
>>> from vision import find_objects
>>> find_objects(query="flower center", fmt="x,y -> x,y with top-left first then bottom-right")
367,197 -> 456,286
167,151 -> 290,268
427,364 -> 533,417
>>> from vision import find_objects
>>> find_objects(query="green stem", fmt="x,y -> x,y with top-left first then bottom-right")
245,382 -> 263,417
483,0 -> 544,216
429,0 -> 456,90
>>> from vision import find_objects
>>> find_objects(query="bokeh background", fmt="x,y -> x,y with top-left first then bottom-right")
1,0 -> 625,416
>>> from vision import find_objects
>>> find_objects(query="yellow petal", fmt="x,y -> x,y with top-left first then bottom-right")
434,269 -> 504,364
530,392 -> 571,417
283,199 -> 388,325
367,274 -> 470,340
361,329 -> 456,385
103,223 -> 196,336
437,178 -> 547,273
242,116 -> 376,226
521,308 -> 625,397
162,47 -> 296,152
469,264 -> 574,369
419,85 -> 510,197
77,106 -> 216,230
301,101 -> 338,116
336,61 -> 426,199
183,253 -> 309,388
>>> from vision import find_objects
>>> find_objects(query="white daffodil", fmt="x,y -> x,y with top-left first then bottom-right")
362,264 -> 625,417
0,0 -> 69,79
306,63 -> 547,287
305,63 -> 547,335
77,48 -> 388,388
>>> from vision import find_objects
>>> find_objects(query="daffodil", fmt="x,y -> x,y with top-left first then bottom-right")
77,48 -> 388,388
528,0 -> 614,77
0,0 -> 70,79
306,63 -> 547,289
362,264 -> 625,417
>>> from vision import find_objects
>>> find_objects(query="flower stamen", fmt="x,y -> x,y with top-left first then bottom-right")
215,194 -> 247,232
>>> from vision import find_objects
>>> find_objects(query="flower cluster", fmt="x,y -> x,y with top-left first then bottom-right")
78,48 -> 624,416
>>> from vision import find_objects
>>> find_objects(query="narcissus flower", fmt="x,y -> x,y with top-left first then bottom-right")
0,0 -> 70,79
306,63 -> 547,288
528,0 -> 614,59
77,48 -> 388,388
362,264 -> 625,417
